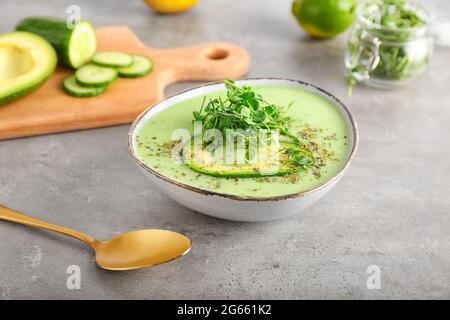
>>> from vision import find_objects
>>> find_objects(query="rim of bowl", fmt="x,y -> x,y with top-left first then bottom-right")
128,78 -> 359,202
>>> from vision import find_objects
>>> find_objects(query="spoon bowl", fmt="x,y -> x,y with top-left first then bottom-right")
94,229 -> 191,271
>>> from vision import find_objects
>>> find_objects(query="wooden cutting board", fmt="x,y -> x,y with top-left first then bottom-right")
0,26 -> 251,140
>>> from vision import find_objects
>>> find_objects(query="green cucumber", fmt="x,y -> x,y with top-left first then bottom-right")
117,55 -> 153,78
92,51 -> 133,68
16,17 -> 97,69
63,75 -> 106,97
75,64 -> 117,87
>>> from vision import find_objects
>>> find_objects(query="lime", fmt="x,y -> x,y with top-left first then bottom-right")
292,0 -> 358,38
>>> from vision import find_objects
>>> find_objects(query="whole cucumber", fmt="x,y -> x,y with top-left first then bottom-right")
16,17 -> 97,69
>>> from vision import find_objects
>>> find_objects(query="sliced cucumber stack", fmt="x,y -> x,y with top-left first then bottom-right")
64,53 -> 153,98
64,51 -> 153,98
75,64 -> 117,87
63,75 -> 106,98
117,55 -> 154,78
92,51 -> 133,68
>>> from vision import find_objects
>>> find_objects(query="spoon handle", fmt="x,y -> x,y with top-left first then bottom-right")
0,205 -> 98,248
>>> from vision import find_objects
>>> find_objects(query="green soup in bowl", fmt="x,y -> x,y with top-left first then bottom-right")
129,78 -> 358,221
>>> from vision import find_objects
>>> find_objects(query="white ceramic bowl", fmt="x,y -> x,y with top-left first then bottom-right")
128,78 -> 358,221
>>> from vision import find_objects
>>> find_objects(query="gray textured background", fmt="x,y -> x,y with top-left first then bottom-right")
0,0 -> 449,299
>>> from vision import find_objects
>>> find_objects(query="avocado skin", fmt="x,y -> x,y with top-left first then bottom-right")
189,162 -> 297,178
0,73 -> 53,106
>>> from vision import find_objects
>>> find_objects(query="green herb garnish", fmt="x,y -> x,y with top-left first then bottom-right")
366,0 -> 425,30
193,80 -> 293,135
191,80 -> 315,174
347,0 -> 430,93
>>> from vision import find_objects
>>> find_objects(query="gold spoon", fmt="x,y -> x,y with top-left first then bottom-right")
0,205 -> 191,271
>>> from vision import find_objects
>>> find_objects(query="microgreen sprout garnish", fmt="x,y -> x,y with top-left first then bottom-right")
191,80 -> 316,174
283,146 -> 316,171
367,0 -> 425,30
193,80 -> 293,135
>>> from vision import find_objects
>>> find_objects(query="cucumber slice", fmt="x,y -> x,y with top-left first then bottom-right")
16,17 -> 97,69
117,55 -> 153,78
68,21 -> 97,69
75,64 -> 117,87
92,51 -> 133,68
63,75 -> 106,97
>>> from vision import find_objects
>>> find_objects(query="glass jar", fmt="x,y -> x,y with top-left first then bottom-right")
345,1 -> 434,89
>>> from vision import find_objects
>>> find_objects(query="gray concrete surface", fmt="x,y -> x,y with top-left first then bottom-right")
0,0 -> 449,299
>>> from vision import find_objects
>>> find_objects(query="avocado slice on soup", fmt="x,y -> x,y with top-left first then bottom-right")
186,140 -> 312,178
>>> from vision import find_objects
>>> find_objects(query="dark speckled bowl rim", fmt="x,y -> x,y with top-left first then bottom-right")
128,78 -> 359,202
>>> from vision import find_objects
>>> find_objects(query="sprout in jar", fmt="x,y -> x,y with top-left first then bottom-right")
346,0 -> 433,93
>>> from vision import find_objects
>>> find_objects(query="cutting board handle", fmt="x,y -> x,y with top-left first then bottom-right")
161,42 -> 251,82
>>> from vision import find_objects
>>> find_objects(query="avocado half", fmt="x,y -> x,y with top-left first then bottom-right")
0,31 -> 57,105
